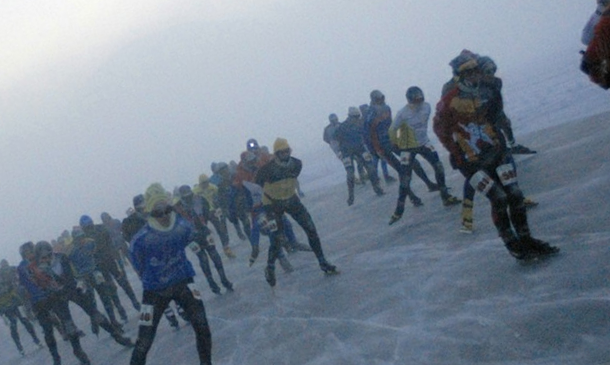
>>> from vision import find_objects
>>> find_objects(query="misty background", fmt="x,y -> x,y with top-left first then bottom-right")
0,1 -> 604,263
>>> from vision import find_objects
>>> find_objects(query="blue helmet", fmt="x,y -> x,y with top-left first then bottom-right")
79,215 -> 94,227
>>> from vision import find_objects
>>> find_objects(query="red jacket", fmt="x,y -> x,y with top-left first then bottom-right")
583,7 -> 610,89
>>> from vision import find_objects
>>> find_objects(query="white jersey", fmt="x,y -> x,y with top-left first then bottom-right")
391,102 -> 432,147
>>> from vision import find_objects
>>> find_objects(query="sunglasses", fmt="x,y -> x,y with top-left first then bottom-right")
150,205 -> 173,218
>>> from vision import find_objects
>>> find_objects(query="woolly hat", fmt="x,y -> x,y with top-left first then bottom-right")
144,183 -> 171,213
273,138 -> 291,153
449,49 -> 479,74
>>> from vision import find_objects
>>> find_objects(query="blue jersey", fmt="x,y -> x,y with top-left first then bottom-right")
130,214 -> 197,291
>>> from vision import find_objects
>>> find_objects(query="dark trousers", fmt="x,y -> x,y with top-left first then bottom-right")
264,196 -> 325,266
130,281 -> 212,365
34,296 -> 89,364
462,155 -> 528,244
3,305 -> 40,352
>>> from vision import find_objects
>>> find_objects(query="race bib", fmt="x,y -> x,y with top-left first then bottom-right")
188,241 -> 201,253
362,151 -> 373,162
138,304 -> 154,326
470,170 -> 495,195
496,163 -> 518,186
214,208 -> 223,219
187,283 -> 203,301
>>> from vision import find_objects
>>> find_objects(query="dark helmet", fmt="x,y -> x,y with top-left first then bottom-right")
370,89 -> 385,103
478,56 -> 497,75
79,215 -> 94,227
100,212 -> 111,223
133,194 -> 145,208
406,86 -> 424,103
178,185 -> 193,198
34,241 -> 54,261
328,113 -> 339,123
246,138 -> 259,152
19,241 -> 35,260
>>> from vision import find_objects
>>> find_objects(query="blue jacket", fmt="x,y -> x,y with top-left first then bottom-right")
17,260 -> 47,305
364,103 -> 395,157
130,214 -> 197,291
68,236 -> 97,278
335,116 -> 367,156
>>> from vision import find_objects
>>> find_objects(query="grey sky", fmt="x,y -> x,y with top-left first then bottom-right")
0,1 -> 593,262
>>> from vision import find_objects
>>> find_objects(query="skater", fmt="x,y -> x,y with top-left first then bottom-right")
390,86 -> 461,212
194,173 -> 236,259
457,55 -> 537,233
80,215 -> 134,323
581,2 -> 610,89
42,236 -> 134,347
255,138 -> 337,287
19,241 -> 91,365
363,90 -> 422,224
582,0 -> 610,45
174,185 -> 234,294
334,106 -> 385,205
241,180 -> 295,274
433,54 -> 559,260
122,194 -> 182,330
0,258 -> 42,355
129,183 -> 212,365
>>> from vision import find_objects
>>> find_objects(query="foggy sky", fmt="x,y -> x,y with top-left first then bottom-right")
0,1 -> 594,262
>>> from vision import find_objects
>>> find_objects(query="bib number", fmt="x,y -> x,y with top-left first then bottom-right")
138,304 -> 154,326
188,241 -> 201,253
496,163 -> 517,186
362,151 -> 373,162
470,170 -> 495,194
